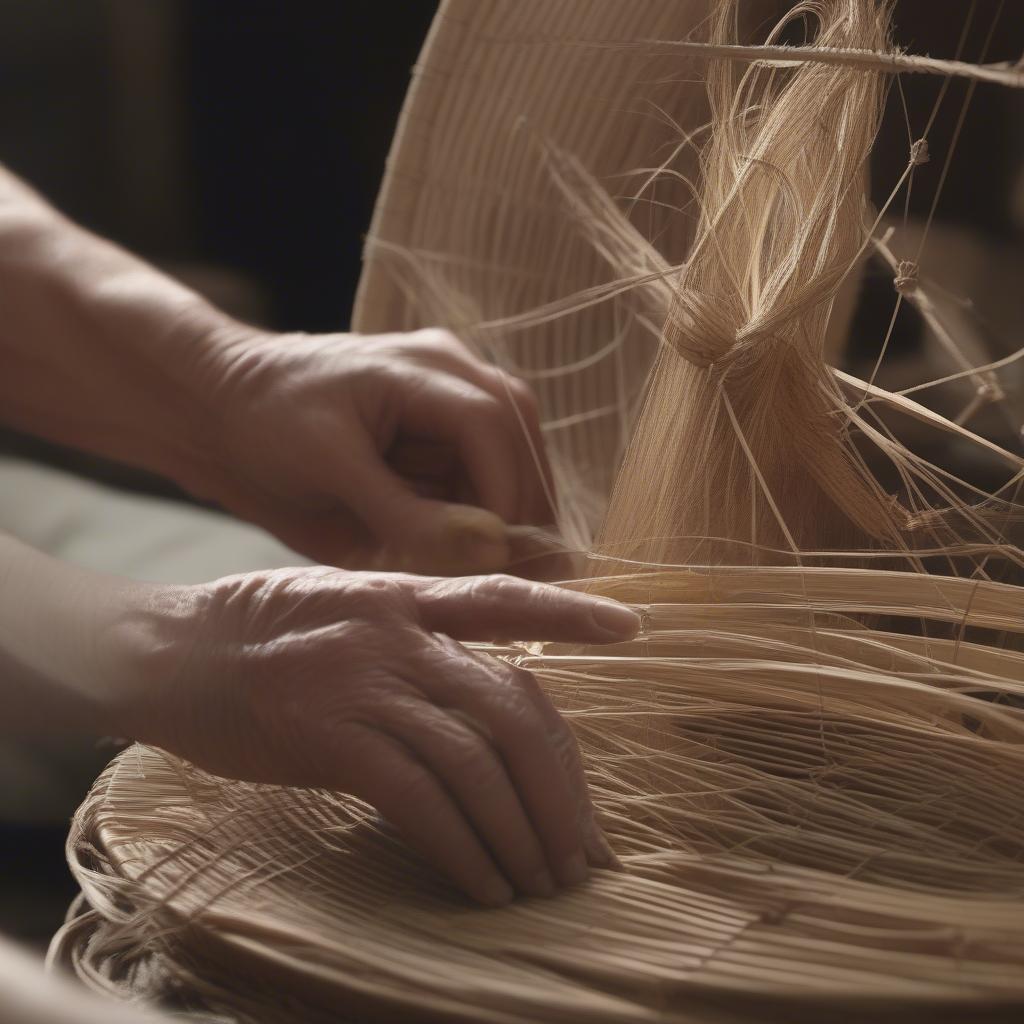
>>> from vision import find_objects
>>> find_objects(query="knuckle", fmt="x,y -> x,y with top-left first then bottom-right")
429,630 -> 467,663
447,735 -> 500,785
421,576 -> 461,604
478,573 -> 524,602
531,582 -> 576,617
343,574 -> 415,619
414,327 -> 463,354
340,350 -> 389,386
506,673 -> 573,747
505,374 -> 538,409
381,766 -> 436,812
416,326 -> 455,344
507,662 -> 543,696
485,668 -> 546,735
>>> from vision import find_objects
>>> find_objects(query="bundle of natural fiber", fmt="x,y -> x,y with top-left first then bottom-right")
53,1 -> 1024,1021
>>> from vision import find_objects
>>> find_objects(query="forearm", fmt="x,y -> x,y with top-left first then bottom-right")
0,532 -> 191,738
0,165 -> 250,492
0,934 -> 170,1024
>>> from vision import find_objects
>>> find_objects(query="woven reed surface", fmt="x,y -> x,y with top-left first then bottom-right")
57,582 -> 1024,1020
56,577 -> 1024,1021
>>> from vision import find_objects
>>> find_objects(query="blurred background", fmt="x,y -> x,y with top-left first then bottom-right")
1,0 -> 436,332
0,0 -> 1022,950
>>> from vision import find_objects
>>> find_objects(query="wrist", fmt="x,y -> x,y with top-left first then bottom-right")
0,536 -> 200,740
167,318 -> 282,499
140,307 -> 261,497
102,580 -> 214,748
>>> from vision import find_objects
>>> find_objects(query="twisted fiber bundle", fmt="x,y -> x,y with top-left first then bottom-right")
54,1 -> 1024,1021
599,0 -> 898,565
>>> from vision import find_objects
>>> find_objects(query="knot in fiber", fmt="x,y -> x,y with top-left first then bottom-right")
893,260 -> 919,296
666,290 -> 740,368
909,138 -> 930,166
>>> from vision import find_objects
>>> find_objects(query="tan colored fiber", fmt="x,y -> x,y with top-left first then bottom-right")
598,0 -> 899,565
54,1 -> 1024,1021
632,39 -> 1024,89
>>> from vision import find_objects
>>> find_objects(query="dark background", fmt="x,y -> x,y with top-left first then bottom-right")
0,1 -> 438,333
0,0 -> 1022,951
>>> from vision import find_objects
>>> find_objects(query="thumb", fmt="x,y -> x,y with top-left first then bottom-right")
339,446 -> 511,575
401,501 -> 512,576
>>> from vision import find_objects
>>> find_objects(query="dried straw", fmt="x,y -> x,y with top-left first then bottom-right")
54,1 -> 1024,1021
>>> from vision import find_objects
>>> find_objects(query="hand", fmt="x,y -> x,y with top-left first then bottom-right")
0,168 -> 554,575
200,328 -> 555,575
122,567 -> 640,905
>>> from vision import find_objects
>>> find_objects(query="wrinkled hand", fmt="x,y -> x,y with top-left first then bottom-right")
127,567 -> 640,905
203,328 -> 554,575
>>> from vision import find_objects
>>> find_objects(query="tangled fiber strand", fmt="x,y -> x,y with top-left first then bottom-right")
53,1 -> 1024,1021
601,0 -> 915,566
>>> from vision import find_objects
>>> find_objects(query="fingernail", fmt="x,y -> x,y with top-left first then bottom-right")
560,850 -> 589,887
480,876 -> 515,907
524,867 -> 557,898
590,599 -> 642,639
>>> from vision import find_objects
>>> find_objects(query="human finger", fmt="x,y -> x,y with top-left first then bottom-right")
400,573 -> 641,643
399,375 -> 526,523
351,727 -> 515,906
395,333 -> 554,524
321,431 -> 511,575
379,696 -> 556,898
413,641 -> 591,888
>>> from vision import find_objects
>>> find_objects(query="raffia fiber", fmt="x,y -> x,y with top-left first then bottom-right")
53,1 -> 1024,1021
